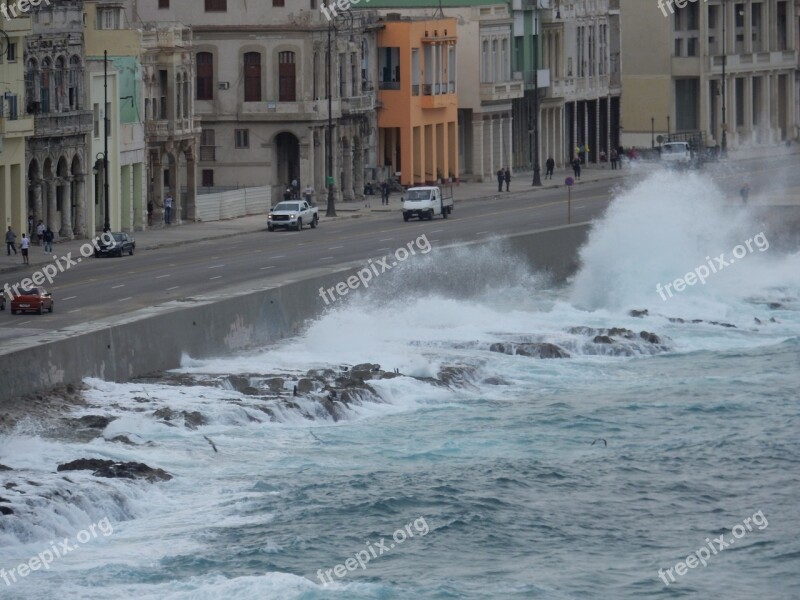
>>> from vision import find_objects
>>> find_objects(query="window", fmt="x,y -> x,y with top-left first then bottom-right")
204,0 -> 226,11
273,0 -> 285,5
6,43 -> 15,62
278,51 -> 296,102
159,0 -> 169,7
202,169 -> 214,187
675,78 -> 699,131
196,52 -> 213,100
243,52 -> 262,102
200,129 -> 216,161
97,7 -> 122,30
6,93 -> 18,120
378,47 -> 400,90
93,103 -> 100,137
41,58 -> 51,113
235,129 -> 249,149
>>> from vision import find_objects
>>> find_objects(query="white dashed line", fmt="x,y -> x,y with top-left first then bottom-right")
208,264 -> 225,269
118,297 -> 133,302
260,266 -> 275,270
379,238 -> 394,242
166,286 -> 179,291
328,246 -> 343,250
476,231 -> 488,235
111,284 -> 125,289
431,229 -> 443,233
376,248 -> 391,252
320,257 -> 334,261
271,254 -> 286,258
18,320 -> 32,325
156,274 -> 170,279
209,276 -> 222,280
67,310 -> 81,314
61,296 -> 77,301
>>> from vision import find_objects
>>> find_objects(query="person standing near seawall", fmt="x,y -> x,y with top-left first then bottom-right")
545,157 -> 555,180
496,168 -> 504,193
6,226 -> 17,256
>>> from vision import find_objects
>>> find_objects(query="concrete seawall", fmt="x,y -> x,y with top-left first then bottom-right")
0,223 -> 591,404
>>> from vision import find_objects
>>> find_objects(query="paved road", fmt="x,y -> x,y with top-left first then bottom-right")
0,154 -> 797,343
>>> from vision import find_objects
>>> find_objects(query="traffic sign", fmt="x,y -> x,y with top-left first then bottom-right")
565,177 -> 574,187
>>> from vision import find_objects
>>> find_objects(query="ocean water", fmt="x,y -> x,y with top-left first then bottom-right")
1,172 -> 799,599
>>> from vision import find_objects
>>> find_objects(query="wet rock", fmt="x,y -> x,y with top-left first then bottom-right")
380,371 -> 401,379
482,377 -> 510,385
489,342 -> 513,354
0,506 -> 13,515
297,378 -> 315,394
438,365 -> 479,387
154,407 -> 177,421
708,321 -> 736,328
182,411 -> 207,430
76,415 -> 115,429
57,459 -> 172,482
639,331 -> 661,344
754,317 -> 762,325
629,309 -> 649,318
491,342 -> 570,359
768,302 -> 782,309
352,363 -> 381,373
307,368 -> 336,379
607,328 -> 637,339
0,464 -> 11,471
107,435 -> 136,446
593,335 -> 613,344
266,378 -> 285,392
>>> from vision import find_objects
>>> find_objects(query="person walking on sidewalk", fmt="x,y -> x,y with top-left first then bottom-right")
43,227 -> 54,253
20,234 -> 29,265
496,168 -> 504,192
147,200 -> 154,226
164,194 -> 173,225
571,157 -> 581,180
504,167 -> 511,192
610,148 -> 618,170
381,181 -> 390,205
5,226 -> 17,256
545,157 -> 555,180
36,220 -> 45,246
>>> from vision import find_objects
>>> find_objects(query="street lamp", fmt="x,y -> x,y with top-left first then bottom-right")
102,50 -> 110,231
651,117 -> 655,148
531,15 -> 542,187
720,0 -> 728,156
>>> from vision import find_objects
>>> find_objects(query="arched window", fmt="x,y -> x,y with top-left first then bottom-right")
41,58 -> 52,113
69,56 -> 82,110
243,52 -> 261,102
25,59 -> 38,113
278,51 -> 296,102
481,40 -> 489,83
196,52 -> 213,100
176,72 -> 182,118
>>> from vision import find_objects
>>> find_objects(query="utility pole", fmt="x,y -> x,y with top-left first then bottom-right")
325,21 -> 336,217
720,0 -> 728,156
103,50 -> 110,232
531,12 -> 541,187
651,117 -> 655,148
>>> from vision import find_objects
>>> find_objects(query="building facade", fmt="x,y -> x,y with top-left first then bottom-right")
132,0 -> 378,205
376,15 -> 459,186
620,0 -> 797,150
0,16 -> 35,239
25,1 -> 92,240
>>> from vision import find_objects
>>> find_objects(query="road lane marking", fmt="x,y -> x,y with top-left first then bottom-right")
112,284 -> 125,289
271,254 -> 286,258
18,320 -> 32,324
431,229 -> 443,233
67,310 -> 80,314
208,264 -> 225,269
379,238 -> 394,242
156,274 -> 170,279
61,296 -> 77,301
320,257 -> 334,261
260,266 -> 275,270
209,276 -> 222,280
328,246 -> 343,250
167,286 -> 179,291
475,231 -> 488,235
118,297 -> 133,302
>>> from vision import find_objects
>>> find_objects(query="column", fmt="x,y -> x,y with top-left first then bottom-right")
152,152 -> 164,225
185,154 -> 196,222
506,115 -> 513,171
47,179 -> 57,232
498,116 -> 505,169
473,115 -> 484,181
488,117 -> 494,175
32,181 -> 43,235
74,176 -> 86,237
168,152 -> 181,225
60,176 -> 73,238
353,136 -> 364,201
342,138 -> 354,202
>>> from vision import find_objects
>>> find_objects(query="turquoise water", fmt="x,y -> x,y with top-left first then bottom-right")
1,172 -> 799,599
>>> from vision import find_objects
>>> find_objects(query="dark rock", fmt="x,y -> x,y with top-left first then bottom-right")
492,342 -> 570,359
107,435 -> 136,446
266,378 -> 285,392
352,363 -> 381,373
0,464 -> 12,471
307,368 -> 336,379
708,321 -> 737,328
639,331 -> 661,344
57,459 -> 172,482
182,411 -> 207,430
482,377 -> 510,385
629,309 -> 649,318
438,365 -> 478,387
754,317 -> 762,325
768,302 -> 782,309
154,407 -> 177,421
76,415 -> 115,429
489,342 -> 513,354
593,335 -> 613,344
297,378 -> 315,394
380,371 -> 400,379
0,506 -> 13,515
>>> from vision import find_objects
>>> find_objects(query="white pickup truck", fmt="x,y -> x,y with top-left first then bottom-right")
401,186 -> 454,221
267,200 -> 319,231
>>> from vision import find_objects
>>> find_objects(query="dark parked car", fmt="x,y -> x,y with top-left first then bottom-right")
95,232 -> 135,257
10,287 -> 53,315
0,291 -> 5,311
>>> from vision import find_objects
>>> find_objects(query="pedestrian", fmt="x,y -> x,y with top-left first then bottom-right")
36,220 -> 44,246
617,145 -> 625,168
27,214 -> 33,237
381,181 -> 390,205
572,157 -> 581,180
20,233 -> 29,264
147,200 -> 154,226
496,168 -> 504,193
5,226 -> 17,256
610,148 -> 618,170
629,146 -> 638,160
291,178 -> 299,199
164,194 -> 173,225
579,144 -> 586,164
43,227 -> 54,253
283,188 -> 292,201
740,183 -> 750,204
585,144 -> 591,163
504,167 -> 511,192
545,156 -> 555,180
303,185 -> 315,205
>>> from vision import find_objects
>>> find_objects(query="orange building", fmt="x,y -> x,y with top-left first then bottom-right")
377,16 -> 459,187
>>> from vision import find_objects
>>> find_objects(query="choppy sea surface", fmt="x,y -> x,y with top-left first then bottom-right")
1,172 -> 799,599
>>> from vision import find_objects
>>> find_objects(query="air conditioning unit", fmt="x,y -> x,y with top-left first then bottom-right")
218,82 -> 230,90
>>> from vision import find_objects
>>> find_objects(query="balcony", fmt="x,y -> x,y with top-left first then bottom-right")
480,80 -> 525,103
420,83 -> 456,109
33,111 -> 92,138
341,94 -> 376,114
238,100 -> 341,122
145,117 -> 201,142
140,25 -> 192,50
522,69 -> 551,89
709,50 -> 797,73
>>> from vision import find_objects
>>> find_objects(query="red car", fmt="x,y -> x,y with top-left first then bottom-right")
10,287 -> 54,315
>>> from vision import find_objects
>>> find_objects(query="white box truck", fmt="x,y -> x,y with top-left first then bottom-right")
401,186 -> 454,221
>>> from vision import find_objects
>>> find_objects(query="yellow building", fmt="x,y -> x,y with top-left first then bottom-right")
0,16 -> 35,239
377,16 -> 459,186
